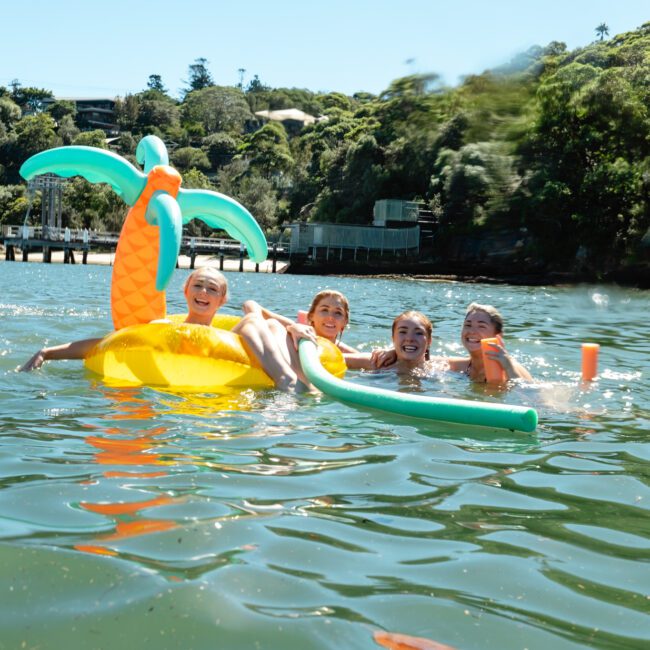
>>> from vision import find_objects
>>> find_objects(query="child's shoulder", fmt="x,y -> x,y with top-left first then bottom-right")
444,356 -> 468,372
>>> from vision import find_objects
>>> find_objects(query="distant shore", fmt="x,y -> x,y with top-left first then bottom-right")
0,249 -> 287,273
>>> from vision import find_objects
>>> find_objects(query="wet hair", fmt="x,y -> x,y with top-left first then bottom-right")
465,302 -> 503,333
392,310 -> 433,360
184,266 -> 229,300
307,290 -> 350,323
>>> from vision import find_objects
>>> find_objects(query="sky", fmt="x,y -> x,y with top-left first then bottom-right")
2,0 -> 648,99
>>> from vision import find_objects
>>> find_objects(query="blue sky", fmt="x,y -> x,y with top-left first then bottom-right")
3,0 -> 648,99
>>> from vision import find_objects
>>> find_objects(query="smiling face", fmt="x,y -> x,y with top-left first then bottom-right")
183,268 -> 227,324
392,312 -> 432,365
461,309 -> 500,353
308,294 -> 349,342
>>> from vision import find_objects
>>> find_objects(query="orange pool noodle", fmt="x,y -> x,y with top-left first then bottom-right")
297,310 -> 308,324
581,343 -> 599,381
481,337 -> 506,383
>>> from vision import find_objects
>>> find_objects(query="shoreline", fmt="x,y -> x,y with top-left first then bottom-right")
0,250 -> 287,273
3,249 -> 647,287
289,262 -> 650,288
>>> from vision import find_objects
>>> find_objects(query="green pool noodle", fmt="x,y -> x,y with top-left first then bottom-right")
299,340 -> 538,433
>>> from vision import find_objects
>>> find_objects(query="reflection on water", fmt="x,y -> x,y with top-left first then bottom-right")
0,263 -> 648,650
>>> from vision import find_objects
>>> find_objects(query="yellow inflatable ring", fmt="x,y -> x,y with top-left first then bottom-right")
84,314 -> 346,390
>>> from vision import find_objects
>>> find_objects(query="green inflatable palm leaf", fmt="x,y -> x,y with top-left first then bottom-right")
20,146 -> 146,206
177,189 -> 268,263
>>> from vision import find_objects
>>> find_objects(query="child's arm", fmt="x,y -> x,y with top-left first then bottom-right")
337,340 -> 358,354
342,352 -> 375,370
20,338 -> 102,372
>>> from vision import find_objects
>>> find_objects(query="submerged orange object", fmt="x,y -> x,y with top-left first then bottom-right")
581,343 -> 600,381
110,165 -> 182,330
373,630 -> 458,650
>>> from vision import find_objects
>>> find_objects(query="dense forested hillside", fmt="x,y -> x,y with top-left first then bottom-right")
1,24 -> 650,278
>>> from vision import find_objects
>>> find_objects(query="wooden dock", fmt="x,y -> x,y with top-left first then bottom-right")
2,226 -> 286,272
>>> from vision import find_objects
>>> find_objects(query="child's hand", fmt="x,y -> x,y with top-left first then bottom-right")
287,323 -> 317,349
483,339 -> 514,375
371,347 -> 397,368
20,349 -> 47,372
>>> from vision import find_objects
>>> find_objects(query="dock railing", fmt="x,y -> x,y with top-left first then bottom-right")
2,224 -> 286,271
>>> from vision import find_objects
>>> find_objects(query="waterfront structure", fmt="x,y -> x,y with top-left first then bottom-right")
41,97 -> 118,134
287,221 -> 420,261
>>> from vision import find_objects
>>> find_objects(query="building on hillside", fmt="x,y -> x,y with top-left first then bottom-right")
254,108 -> 327,135
41,97 -> 118,134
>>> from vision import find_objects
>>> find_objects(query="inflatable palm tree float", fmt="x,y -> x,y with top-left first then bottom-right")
20,135 -> 267,329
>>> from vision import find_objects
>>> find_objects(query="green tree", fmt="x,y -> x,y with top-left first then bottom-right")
137,97 -> 180,132
182,168 -> 214,189
0,184 -> 28,226
181,86 -> 252,135
246,74 -> 269,93
9,114 -> 59,180
114,94 -> 139,132
432,142 -> 518,231
319,92 -> 353,112
202,132 -> 239,169
63,178 -> 126,231
172,146 -> 210,172
180,169 -> 217,236
147,74 -> 167,93
0,97 -> 21,129
72,130 -> 107,148
46,100 -> 76,123
595,23 -> 609,41
240,121 -> 294,177
215,159 -> 278,231
236,174 -> 278,231
57,114 -> 80,145
184,58 -> 214,95
114,132 -> 137,157
9,82 -> 53,113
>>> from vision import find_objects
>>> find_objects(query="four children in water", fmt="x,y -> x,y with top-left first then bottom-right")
21,265 -> 531,387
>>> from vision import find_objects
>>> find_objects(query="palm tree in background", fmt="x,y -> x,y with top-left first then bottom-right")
595,23 -> 609,41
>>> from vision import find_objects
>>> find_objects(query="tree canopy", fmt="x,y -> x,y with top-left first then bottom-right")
2,28 -> 650,277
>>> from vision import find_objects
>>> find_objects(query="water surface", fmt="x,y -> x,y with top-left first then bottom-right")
0,262 -> 648,650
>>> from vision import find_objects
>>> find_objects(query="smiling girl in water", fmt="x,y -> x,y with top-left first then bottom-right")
371,302 -> 532,382
445,302 -> 532,382
232,290 -> 359,389
345,310 -> 435,375
21,266 -> 229,371
241,290 -> 356,353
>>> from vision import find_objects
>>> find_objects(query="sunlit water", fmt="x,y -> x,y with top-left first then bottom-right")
0,262 -> 648,650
